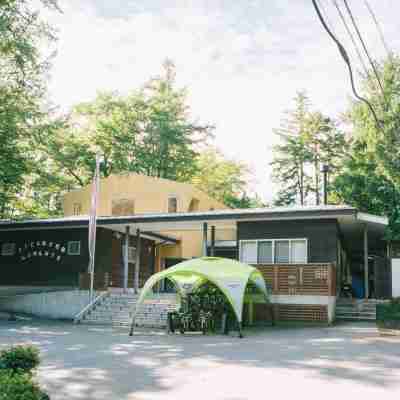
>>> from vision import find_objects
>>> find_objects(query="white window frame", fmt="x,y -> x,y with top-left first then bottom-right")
239,238 -> 308,264
67,241 -> 81,256
1,242 -> 16,256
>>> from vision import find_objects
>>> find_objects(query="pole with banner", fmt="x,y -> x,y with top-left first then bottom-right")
88,154 -> 101,302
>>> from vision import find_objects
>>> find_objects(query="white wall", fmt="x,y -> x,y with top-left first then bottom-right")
0,290 -> 95,320
392,259 -> 400,297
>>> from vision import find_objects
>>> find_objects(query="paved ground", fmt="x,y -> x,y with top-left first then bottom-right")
1,320 -> 400,400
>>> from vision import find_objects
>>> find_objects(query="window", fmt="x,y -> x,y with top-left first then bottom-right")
1,243 -> 15,256
67,241 -> 81,255
73,203 -> 82,215
168,197 -> 178,213
123,246 -> 136,263
291,239 -> 307,263
112,199 -> 135,216
275,240 -> 290,263
240,241 -> 258,264
258,241 -> 273,263
240,239 -> 307,264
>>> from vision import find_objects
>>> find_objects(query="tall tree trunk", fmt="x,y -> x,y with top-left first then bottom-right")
315,159 -> 320,205
314,143 -> 320,205
300,163 -> 304,205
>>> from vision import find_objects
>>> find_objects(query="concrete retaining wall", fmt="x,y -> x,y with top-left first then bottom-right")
0,290 -> 95,320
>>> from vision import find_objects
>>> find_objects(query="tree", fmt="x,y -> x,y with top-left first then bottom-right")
271,91 -> 311,206
0,0 -> 59,218
333,55 -> 400,238
271,91 -> 347,206
192,148 -> 264,208
303,112 -> 347,205
48,61 -> 213,187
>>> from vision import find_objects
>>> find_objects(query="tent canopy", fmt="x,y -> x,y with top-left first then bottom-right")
132,257 -> 270,326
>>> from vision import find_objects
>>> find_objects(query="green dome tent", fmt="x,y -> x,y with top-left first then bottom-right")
129,257 -> 270,337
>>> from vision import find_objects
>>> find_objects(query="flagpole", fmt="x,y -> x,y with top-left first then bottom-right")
88,154 -> 101,302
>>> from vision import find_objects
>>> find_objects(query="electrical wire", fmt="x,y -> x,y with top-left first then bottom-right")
343,0 -> 384,96
316,0 -> 336,36
364,0 -> 391,58
331,0 -> 369,78
311,0 -> 381,128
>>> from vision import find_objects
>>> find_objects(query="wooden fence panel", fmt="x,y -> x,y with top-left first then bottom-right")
255,263 -> 335,296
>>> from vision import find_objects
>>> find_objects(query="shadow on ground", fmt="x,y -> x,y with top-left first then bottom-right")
1,319 -> 399,400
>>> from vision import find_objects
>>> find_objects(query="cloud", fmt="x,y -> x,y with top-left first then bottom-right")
46,0 -> 399,202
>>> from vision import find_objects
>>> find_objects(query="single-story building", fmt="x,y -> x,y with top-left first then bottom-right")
0,205 -> 392,323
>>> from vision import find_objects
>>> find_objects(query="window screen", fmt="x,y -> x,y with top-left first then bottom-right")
275,240 -> 290,263
240,241 -> 257,264
258,241 -> 273,263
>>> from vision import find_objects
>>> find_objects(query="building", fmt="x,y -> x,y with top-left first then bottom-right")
0,202 -> 392,324
63,174 -> 235,270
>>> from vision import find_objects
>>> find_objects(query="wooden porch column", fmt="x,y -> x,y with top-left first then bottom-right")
123,226 -> 130,291
134,228 -> 141,294
210,225 -> 216,256
364,224 -> 369,299
202,222 -> 208,256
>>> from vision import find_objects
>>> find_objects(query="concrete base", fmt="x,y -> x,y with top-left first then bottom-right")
0,290 -> 97,320
270,295 -> 336,324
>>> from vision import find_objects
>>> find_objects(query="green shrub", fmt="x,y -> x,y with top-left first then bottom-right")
0,370 -> 48,400
0,345 -> 40,374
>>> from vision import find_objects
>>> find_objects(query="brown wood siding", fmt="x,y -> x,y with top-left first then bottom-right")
238,219 -> 339,264
110,234 -> 155,288
256,263 -> 336,296
275,304 -> 328,322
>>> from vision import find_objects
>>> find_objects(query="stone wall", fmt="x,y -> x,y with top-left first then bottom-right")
0,290 -> 95,320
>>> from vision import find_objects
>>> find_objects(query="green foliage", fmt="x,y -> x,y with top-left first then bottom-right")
271,91 -> 347,206
332,55 -> 400,238
192,147 -> 263,208
0,0 -> 59,218
52,60 -> 213,186
0,345 -> 40,374
0,370 -> 48,400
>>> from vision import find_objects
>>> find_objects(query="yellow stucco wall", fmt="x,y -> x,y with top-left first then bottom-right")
63,173 -> 234,266
63,174 -> 227,216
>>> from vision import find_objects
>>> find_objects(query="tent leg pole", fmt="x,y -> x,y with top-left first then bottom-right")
238,322 -> 243,338
129,318 -> 135,336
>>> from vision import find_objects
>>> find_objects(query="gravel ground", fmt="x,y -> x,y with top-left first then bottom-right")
1,319 -> 400,400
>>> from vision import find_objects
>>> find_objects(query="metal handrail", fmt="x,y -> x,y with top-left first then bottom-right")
73,290 -> 110,324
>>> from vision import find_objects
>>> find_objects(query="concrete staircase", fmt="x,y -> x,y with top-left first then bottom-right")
335,299 -> 386,321
79,291 -> 179,328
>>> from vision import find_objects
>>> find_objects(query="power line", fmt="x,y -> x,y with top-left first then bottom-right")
316,0 -> 336,36
343,0 -> 384,96
331,0 -> 369,78
364,0 -> 391,58
311,0 -> 381,129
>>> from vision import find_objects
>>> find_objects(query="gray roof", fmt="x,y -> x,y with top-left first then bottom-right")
0,204 -> 360,229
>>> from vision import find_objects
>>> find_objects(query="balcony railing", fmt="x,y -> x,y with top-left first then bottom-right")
254,263 -> 336,296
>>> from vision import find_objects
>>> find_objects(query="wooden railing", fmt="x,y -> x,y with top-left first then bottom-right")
255,263 -> 336,296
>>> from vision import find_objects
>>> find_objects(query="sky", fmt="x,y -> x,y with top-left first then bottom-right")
43,0 -> 399,202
